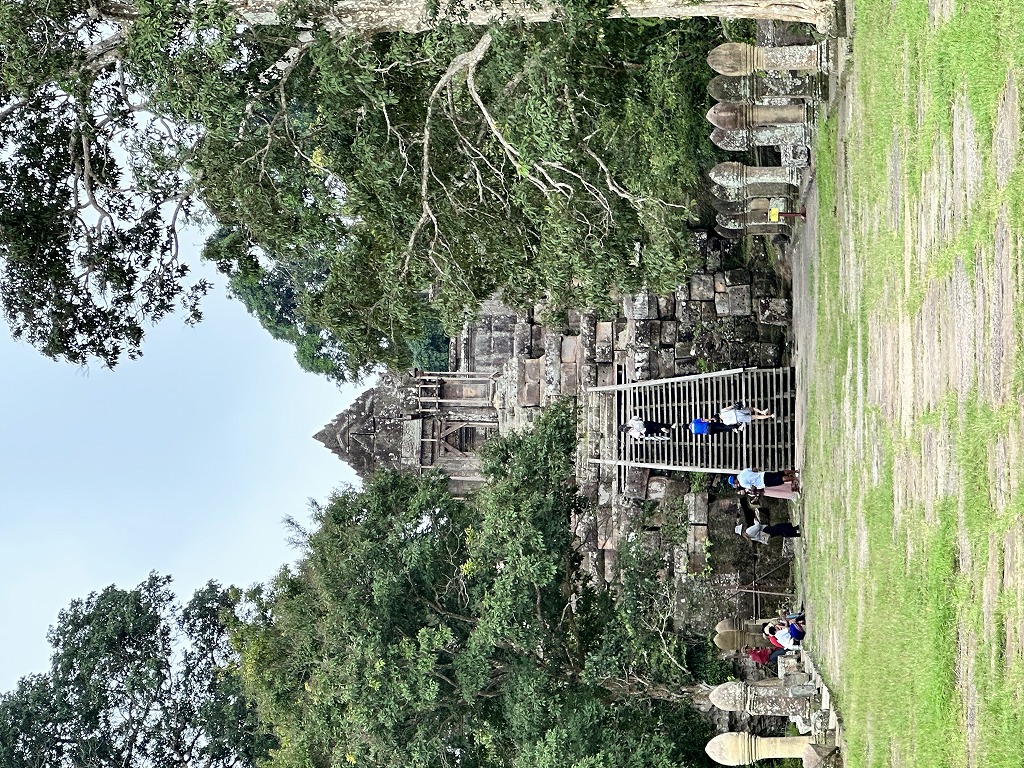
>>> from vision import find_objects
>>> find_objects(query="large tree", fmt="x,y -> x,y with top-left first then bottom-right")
231,403 -> 718,768
1,0 -> 830,373
0,575 -> 274,768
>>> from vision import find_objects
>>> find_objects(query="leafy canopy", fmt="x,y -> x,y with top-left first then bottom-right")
1,0 -> 721,375
231,403 -> 716,768
0,574 -> 275,768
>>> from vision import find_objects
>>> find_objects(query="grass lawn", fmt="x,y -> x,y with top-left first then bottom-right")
801,0 -> 1024,766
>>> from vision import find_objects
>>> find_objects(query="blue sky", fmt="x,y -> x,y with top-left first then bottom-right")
0,265 -> 364,691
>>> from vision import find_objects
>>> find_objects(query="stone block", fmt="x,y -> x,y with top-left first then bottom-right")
560,362 -> 579,394
578,314 -> 596,364
523,356 -> 543,382
728,285 -> 752,316
710,497 -> 741,521
647,320 -> 662,348
603,548 -> 619,583
674,342 -> 691,359
579,363 -> 597,387
713,271 -> 728,292
657,294 -> 675,319
543,333 -> 562,401
676,283 -> 690,302
519,381 -> 541,406
614,324 -> 630,351
624,291 -> 657,320
656,348 -> 675,378
752,271 -> 776,297
641,530 -> 662,557
690,274 -> 715,301
531,324 -> 543,354
624,466 -> 651,499
705,247 -> 722,272
597,507 -> 617,551
700,301 -> 718,321
513,322 -> 533,357
757,324 -> 786,346
597,363 -> 616,387
594,321 -> 614,362
755,342 -> 781,367
682,492 -> 709,525
635,291 -> 657,320
675,358 -> 699,376
630,319 -> 652,348
724,268 -> 751,286
758,297 -> 791,325
646,476 -> 669,501
489,334 -> 513,357
560,335 -> 579,362
660,321 -> 678,347
715,292 -> 732,316
627,348 -> 651,381
566,308 -> 582,329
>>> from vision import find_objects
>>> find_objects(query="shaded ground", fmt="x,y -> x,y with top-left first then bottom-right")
792,1 -> 1024,766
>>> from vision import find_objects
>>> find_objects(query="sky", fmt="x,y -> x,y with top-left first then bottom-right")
0,261 -> 365,692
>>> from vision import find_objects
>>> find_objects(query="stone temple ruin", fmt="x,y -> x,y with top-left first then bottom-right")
315,28 -> 844,768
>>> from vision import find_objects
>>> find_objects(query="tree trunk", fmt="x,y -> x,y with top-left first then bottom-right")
231,0 -> 835,35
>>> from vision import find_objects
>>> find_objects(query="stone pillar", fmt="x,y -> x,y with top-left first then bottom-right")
705,733 -> 813,766
708,73 -> 822,103
707,42 -> 830,76
717,211 -> 792,231
707,102 -> 807,128
712,182 -> 794,202
708,680 -> 818,718
710,125 -> 809,151
710,161 -> 801,190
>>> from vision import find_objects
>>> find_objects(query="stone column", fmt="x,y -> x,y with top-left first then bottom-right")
708,679 -> 818,718
707,42 -> 830,76
705,733 -> 813,766
708,102 -> 807,128
717,211 -> 792,231
708,73 -> 822,103
710,126 -> 809,151
712,182 -> 794,202
710,161 -> 801,190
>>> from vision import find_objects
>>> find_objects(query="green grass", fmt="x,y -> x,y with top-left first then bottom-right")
803,0 -> 1024,765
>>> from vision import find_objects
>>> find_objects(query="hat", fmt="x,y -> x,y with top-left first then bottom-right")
727,476 -> 737,488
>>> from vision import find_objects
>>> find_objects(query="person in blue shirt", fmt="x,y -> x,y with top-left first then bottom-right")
689,415 -> 742,435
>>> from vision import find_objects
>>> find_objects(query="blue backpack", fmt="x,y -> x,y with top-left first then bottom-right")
690,418 -> 710,435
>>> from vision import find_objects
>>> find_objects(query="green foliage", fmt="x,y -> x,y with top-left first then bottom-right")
406,314 -> 451,372
0,575 -> 273,768
1,0 -> 724,376
233,402 -> 715,768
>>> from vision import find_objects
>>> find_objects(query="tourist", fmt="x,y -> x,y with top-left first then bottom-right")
619,415 -> 676,440
689,415 -> 742,435
765,618 -> 804,650
728,467 -> 799,499
718,402 -> 775,428
734,514 -> 801,544
743,645 -> 775,665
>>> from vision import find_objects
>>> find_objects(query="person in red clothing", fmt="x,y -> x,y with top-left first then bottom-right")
744,645 -> 774,665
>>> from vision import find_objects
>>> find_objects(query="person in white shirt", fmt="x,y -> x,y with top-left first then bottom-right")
619,415 -> 677,440
729,467 -> 799,499
718,402 -> 774,429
